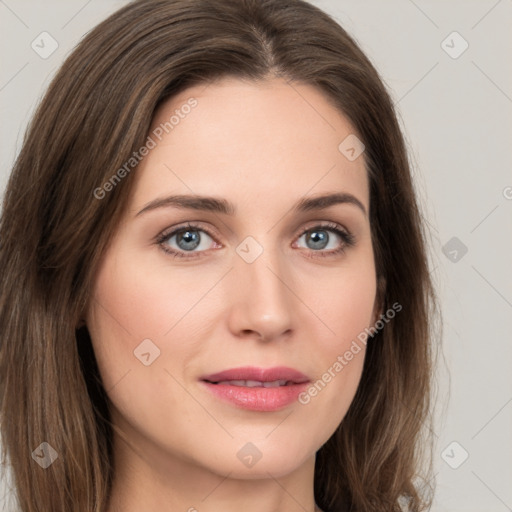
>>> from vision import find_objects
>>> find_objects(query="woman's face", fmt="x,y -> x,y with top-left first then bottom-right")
86,77 -> 380,480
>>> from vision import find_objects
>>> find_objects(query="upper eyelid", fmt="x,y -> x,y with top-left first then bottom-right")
158,220 -> 351,246
157,222 -> 218,242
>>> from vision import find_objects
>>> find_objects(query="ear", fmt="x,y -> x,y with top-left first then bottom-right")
371,275 -> 387,325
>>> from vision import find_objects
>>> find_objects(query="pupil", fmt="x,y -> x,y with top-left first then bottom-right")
307,230 -> 328,250
177,230 -> 200,250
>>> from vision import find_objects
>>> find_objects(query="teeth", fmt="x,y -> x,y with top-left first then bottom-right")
218,380 -> 247,386
263,380 -> 287,388
245,380 -> 263,387
263,380 -> 285,388
215,379 -> 290,387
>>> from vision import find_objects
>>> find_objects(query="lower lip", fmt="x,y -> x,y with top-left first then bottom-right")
201,381 -> 309,412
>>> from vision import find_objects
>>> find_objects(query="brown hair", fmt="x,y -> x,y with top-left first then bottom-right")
0,0 -> 440,510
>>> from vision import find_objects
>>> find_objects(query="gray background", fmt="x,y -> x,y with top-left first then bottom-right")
1,1 -> 511,511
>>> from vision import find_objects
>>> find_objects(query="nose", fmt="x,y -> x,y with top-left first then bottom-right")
226,243 -> 295,342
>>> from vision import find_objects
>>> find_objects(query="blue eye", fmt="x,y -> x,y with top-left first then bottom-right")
298,227 -> 340,251
295,222 -> 356,258
157,223 -> 216,257
156,222 -> 355,259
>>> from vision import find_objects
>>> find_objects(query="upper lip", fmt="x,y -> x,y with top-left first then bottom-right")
201,366 -> 310,384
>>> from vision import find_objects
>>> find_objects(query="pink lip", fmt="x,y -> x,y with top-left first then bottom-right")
201,366 -> 309,384
200,366 -> 310,412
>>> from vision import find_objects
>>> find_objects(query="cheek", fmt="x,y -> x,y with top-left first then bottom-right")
85,250 -> 213,447
85,246 -> 200,390
307,251 -> 378,345
88,243 -> 218,344
297,254 -> 376,423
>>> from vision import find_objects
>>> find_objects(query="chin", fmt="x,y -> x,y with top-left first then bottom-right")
197,439 -> 315,479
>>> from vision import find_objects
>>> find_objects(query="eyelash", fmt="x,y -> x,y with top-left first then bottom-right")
155,221 -> 356,260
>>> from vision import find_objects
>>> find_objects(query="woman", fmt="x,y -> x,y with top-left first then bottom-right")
0,0 -> 439,510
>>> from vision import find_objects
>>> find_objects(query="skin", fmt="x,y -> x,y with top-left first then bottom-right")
86,77 -> 381,512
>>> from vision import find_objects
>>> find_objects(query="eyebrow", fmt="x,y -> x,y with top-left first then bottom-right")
136,192 -> 367,218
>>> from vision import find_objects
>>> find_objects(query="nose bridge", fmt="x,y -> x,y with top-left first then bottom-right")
228,235 -> 295,339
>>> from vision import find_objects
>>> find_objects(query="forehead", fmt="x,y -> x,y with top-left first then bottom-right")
129,77 -> 369,217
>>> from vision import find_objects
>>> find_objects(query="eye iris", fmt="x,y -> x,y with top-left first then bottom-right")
306,229 -> 328,250
177,230 -> 201,251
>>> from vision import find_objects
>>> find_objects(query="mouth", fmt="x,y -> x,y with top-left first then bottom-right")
204,379 -> 299,387
200,366 -> 310,412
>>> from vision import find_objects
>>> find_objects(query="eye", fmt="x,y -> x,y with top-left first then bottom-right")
156,223 -> 219,258
294,222 -> 355,258
156,221 -> 356,260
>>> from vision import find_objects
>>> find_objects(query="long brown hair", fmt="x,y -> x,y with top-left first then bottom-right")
0,0 -> 440,510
